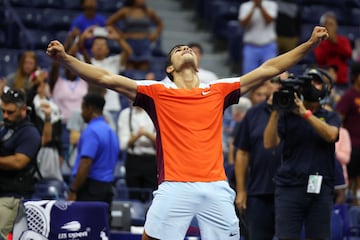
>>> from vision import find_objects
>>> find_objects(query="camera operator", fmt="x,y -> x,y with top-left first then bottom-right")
0,88 -> 41,239
263,68 -> 341,240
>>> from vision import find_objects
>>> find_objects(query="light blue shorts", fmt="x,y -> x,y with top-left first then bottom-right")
144,181 -> 240,240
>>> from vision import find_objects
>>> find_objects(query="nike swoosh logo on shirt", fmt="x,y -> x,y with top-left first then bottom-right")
201,90 -> 211,96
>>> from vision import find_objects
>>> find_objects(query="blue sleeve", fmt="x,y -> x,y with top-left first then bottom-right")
78,128 -> 99,160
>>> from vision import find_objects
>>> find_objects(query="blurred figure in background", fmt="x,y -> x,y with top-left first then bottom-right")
233,73 -> 284,240
276,0 -> 300,55
238,0 -> 278,74
5,51 -> 42,90
106,0 -> 163,71
118,105 -> 157,202
314,11 -> 352,91
336,62 -> 360,205
70,0 -> 106,33
68,93 -> 119,223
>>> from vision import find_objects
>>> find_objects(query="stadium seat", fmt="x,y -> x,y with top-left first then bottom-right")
301,5 -> 328,24
20,29 -> 55,50
350,8 -> 360,26
129,200 -> 146,226
0,30 -> 6,48
225,20 -> 243,63
211,2 -> 239,40
14,7 -> 43,29
40,9 -> 77,31
32,178 -> 69,200
97,0 -> 124,13
61,0 -> 82,10
8,0 -> 33,7
113,160 -> 126,182
0,49 -> 21,77
31,0 -> 63,9
348,206 -> 360,237
111,200 -> 132,231
114,178 -> 129,201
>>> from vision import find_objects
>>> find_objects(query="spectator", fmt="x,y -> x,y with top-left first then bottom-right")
233,73 -> 283,240
46,25 -> 329,240
336,62 -> 360,205
238,0 -> 278,74
223,83 -> 269,159
324,103 -> 351,204
314,11 -> 352,90
106,0 -> 164,71
0,88 -> 41,239
227,97 -> 252,165
263,68 -> 340,239
276,0 -> 301,55
49,30 -> 89,161
68,93 -> 119,217
64,102 -> 116,176
118,105 -> 157,202
70,0 -> 106,33
79,25 -> 132,123
30,79 -> 63,181
5,51 -> 39,90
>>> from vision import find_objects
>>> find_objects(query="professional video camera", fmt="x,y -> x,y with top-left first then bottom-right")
272,68 -> 333,111
272,75 -> 311,111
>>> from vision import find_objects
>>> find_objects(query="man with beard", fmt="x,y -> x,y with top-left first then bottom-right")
0,88 -> 41,239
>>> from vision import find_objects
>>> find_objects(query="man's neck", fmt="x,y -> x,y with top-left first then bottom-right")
173,68 -> 200,89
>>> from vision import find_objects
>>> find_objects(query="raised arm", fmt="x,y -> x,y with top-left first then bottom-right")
240,26 -> 328,94
46,40 -> 137,100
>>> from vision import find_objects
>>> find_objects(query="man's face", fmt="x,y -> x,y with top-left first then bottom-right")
1,102 -> 25,128
91,38 -> 109,59
169,45 -> 198,71
323,16 -> 337,37
81,103 -> 91,123
250,85 -> 268,105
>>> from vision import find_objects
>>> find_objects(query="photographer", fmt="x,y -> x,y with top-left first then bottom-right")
263,68 -> 341,240
0,88 -> 41,239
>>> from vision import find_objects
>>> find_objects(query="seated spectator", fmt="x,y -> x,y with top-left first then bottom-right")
106,0 -> 164,71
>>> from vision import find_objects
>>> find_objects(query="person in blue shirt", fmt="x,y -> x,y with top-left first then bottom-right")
68,93 -> 119,211
70,0 -> 106,33
263,68 -> 340,240
233,74 -> 284,240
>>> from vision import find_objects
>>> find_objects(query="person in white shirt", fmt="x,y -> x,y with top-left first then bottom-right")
239,0 -> 278,74
79,25 -> 133,124
117,105 -> 157,202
